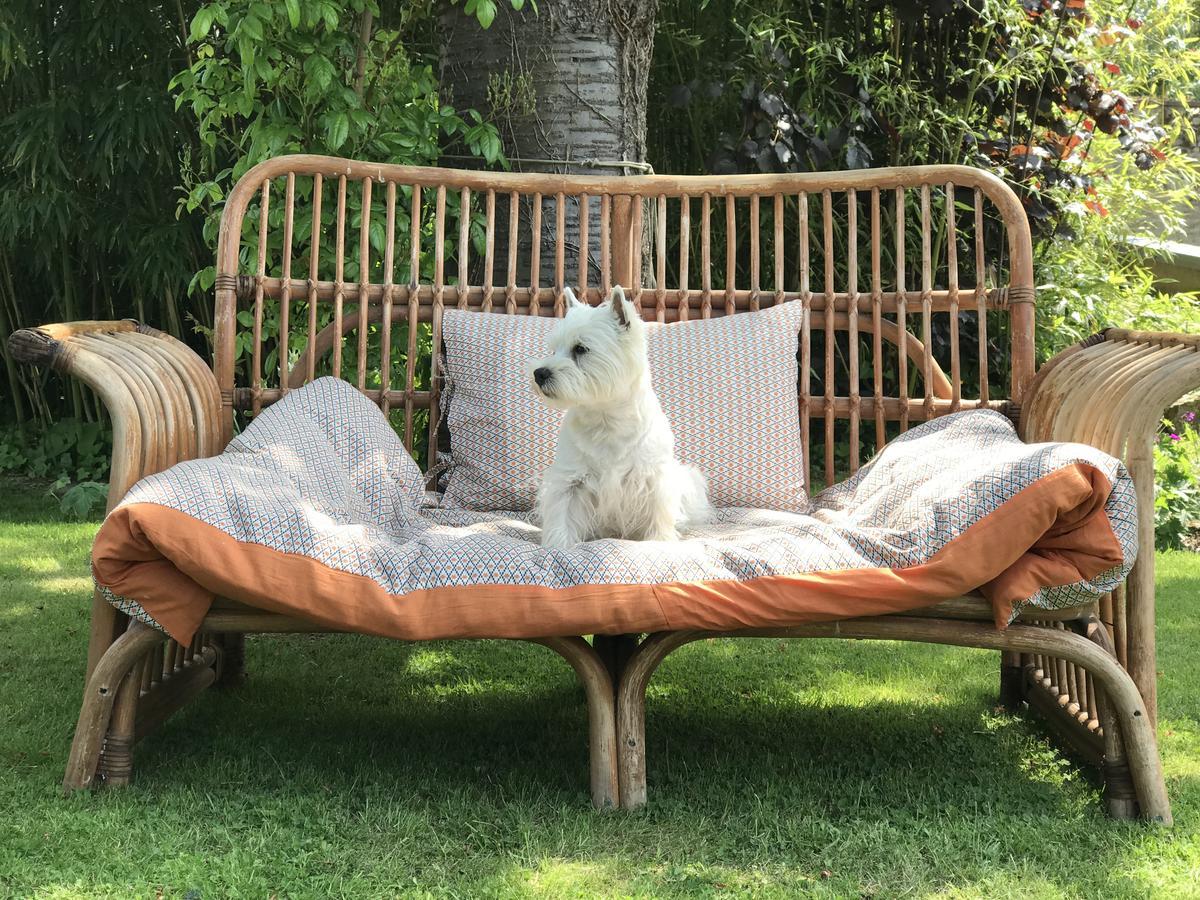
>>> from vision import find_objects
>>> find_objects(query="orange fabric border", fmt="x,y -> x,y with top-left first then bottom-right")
91,463 -> 1125,645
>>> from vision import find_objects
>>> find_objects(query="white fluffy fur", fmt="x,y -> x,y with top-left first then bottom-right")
530,285 -> 711,549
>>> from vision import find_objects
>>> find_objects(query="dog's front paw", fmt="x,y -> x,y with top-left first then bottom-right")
539,528 -> 581,551
643,528 -> 681,542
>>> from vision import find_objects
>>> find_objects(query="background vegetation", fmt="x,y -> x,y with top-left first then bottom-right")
648,0 -> 1200,350
0,0 -> 1197,535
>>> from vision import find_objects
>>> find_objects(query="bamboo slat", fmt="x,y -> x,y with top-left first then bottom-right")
428,185 -> 447,458
255,277 -> 1012,315
252,179 -> 269,415
458,186 -> 471,310
280,172 -> 296,396
631,195 -> 644,311
946,181 -> 960,412
725,195 -> 736,317
749,194 -> 761,312
895,187 -> 909,432
578,194 -> 590,298
701,193 -> 712,319
678,195 -> 690,321
331,176 -> 346,380
920,185 -> 934,423
380,181 -> 397,415
799,191 -> 812,486
306,174 -> 323,383
529,192 -> 542,317
975,188 -> 989,404
405,184 -> 420,447
555,192 -> 566,317
847,188 -> 860,472
655,194 -> 668,322
871,188 -> 884,449
356,177 -> 370,392
506,191 -> 519,314
822,190 -> 835,486
483,189 -> 496,312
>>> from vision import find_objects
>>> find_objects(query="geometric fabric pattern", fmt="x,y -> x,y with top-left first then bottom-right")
95,378 -> 1135,634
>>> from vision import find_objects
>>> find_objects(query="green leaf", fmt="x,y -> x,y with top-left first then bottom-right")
59,482 -> 108,521
304,54 -> 335,93
475,0 -> 497,28
240,13 -> 264,41
189,7 -> 215,42
284,0 -> 301,28
325,111 -> 350,150
320,1 -> 339,29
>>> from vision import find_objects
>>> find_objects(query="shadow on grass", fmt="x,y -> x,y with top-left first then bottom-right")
131,635 -> 1084,814
86,632 -> 1187,897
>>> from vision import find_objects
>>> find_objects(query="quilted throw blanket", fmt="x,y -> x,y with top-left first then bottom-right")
92,378 -> 1136,645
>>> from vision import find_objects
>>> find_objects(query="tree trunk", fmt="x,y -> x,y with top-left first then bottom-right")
439,0 -> 658,289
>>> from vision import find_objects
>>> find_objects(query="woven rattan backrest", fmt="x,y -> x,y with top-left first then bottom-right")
214,155 -> 1034,488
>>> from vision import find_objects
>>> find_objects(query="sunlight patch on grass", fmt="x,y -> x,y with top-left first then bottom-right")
38,576 -> 92,594
790,676 -> 942,708
1,553 -> 64,575
404,647 -> 463,676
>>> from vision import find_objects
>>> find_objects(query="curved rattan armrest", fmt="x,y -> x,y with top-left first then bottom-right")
1020,328 -> 1200,455
1018,328 -> 1199,728
8,320 -> 221,510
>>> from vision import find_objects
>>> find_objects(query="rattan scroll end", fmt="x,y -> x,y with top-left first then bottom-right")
7,328 -> 64,369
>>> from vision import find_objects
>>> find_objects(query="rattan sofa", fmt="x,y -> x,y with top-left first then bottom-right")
11,156 -> 1199,823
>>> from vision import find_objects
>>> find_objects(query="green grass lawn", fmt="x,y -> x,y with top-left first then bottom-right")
1,477 -> 1198,898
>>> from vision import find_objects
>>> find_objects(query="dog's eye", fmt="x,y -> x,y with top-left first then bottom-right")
572,344 -> 588,357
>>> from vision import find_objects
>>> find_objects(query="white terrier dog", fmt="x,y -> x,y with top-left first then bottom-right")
530,285 -> 711,549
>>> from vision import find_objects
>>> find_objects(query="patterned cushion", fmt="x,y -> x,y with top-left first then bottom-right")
94,407 -> 1136,645
231,377 -> 427,522
439,302 -> 806,511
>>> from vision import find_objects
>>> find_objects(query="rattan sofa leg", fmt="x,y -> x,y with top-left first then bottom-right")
999,654 -> 1026,711
616,631 -> 700,809
62,621 -> 163,793
531,637 -> 620,810
1084,618 -> 1140,820
97,654 -> 143,787
215,633 -> 246,686
616,620 -> 1171,823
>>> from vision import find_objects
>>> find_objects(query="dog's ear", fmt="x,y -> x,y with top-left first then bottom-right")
607,285 -> 632,329
562,286 -> 584,309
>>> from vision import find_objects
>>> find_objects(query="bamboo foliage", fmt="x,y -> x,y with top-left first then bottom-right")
0,2 -> 206,425
0,1 -> 503,430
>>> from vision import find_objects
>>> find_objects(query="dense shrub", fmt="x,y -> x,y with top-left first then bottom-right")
1156,410 -> 1200,549
0,1 -> 500,431
649,0 -> 1200,355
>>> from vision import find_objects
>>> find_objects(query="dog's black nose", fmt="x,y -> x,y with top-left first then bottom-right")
534,367 -> 552,387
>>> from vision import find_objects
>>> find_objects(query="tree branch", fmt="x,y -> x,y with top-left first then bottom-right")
353,8 -> 374,98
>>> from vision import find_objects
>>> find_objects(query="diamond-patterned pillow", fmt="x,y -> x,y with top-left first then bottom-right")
439,301 -> 806,511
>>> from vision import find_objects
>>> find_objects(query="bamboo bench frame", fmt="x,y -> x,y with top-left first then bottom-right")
10,156 -> 1199,824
